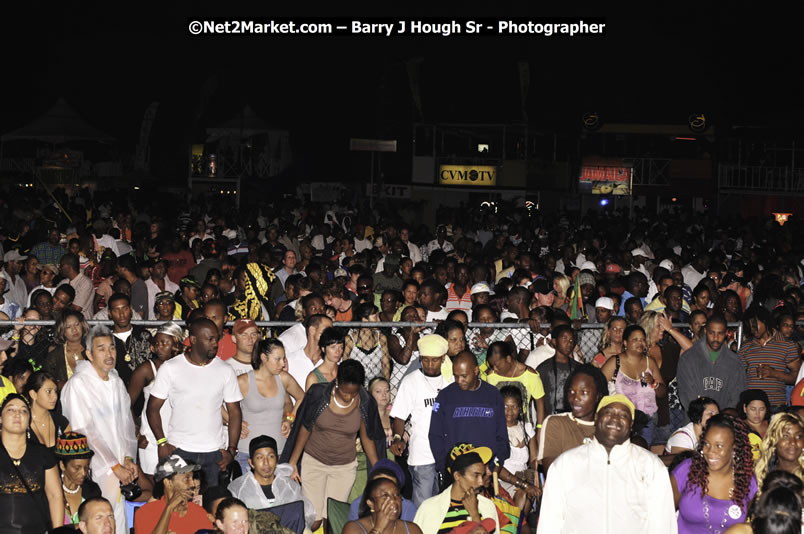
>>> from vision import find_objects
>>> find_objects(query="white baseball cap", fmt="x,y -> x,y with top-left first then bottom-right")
580,260 -> 598,272
595,297 -> 615,310
470,282 -> 493,295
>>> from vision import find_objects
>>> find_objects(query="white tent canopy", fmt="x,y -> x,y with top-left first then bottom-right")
2,97 -> 115,143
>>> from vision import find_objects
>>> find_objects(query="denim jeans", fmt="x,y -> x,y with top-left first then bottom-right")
175,448 -> 223,489
639,412 -> 659,446
235,451 -> 251,479
409,463 -> 439,508
653,405 -> 686,446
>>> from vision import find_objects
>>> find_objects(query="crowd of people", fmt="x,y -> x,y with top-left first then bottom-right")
0,189 -> 803,534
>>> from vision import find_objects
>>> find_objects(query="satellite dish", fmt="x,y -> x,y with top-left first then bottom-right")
582,112 -> 601,131
688,113 -> 708,133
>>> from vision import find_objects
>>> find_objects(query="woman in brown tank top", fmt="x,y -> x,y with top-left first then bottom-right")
285,360 -> 382,533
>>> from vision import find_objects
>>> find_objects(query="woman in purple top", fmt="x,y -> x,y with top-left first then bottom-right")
672,414 -> 757,534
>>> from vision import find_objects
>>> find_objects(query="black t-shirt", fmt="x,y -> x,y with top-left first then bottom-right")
0,442 -> 57,533
260,484 -> 275,500
536,357 -> 579,416
30,411 -> 70,454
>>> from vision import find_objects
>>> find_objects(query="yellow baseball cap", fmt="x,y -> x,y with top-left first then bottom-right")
596,394 -> 635,419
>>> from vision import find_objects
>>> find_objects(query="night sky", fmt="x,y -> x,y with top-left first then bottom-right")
2,3 -> 801,184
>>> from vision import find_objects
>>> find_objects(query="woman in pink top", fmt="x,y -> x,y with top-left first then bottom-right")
601,325 -> 666,445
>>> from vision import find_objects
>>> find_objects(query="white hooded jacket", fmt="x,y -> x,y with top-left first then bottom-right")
537,437 -> 677,534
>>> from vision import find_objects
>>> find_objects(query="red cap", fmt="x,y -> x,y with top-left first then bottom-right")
605,263 -> 621,273
232,319 -> 258,335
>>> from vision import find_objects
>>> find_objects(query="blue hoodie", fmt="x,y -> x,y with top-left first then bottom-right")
428,381 -> 510,471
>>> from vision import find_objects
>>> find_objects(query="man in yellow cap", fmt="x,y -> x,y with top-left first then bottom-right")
537,394 -> 677,534
389,333 -> 452,507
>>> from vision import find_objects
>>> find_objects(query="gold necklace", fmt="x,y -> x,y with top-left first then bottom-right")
370,517 -> 397,534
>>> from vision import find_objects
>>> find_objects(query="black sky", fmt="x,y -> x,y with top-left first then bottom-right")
3,3 -> 801,183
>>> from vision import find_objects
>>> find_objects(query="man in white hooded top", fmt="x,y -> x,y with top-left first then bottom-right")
62,325 -> 139,534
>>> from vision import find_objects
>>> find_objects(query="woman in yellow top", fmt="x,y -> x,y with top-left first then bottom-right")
484,341 -> 545,432
739,389 -> 771,461
0,337 -> 16,404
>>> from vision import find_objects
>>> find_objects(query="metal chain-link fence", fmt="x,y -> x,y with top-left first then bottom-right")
1,320 -> 745,359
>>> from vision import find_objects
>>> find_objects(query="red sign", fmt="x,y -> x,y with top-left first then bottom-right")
580,166 -> 631,182
579,165 -> 632,195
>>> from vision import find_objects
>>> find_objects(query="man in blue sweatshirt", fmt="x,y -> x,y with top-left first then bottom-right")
676,315 -> 747,422
428,351 -> 510,473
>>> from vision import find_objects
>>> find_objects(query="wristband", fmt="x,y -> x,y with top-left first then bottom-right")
11,334 -> 20,341
113,463 -> 122,471
536,424 -> 542,429
392,433 -> 403,442
156,438 -> 167,446
284,413 -> 295,423
652,381 -> 659,390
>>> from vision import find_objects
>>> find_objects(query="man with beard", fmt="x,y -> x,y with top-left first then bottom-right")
537,394 -> 676,534
134,455 -> 213,534
147,318 -> 243,490
676,315 -> 746,420
390,334 -> 452,507
108,292 -> 153,388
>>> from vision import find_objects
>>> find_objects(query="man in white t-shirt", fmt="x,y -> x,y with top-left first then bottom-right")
147,318 -> 243,489
277,293 -> 326,355
390,334 -> 452,507
227,319 -> 259,376
418,280 -> 448,323
285,314 -> 331,390
399,227 -> 422,265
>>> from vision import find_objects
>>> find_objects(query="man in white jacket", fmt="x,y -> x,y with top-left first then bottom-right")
537,394 -> 677,534
62,325 -> 139,534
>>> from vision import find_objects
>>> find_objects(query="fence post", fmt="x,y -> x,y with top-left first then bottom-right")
736,322 -> 743,352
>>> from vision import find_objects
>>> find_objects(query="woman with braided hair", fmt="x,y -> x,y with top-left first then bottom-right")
754,412 -> 804,494
671,413 -> 758,533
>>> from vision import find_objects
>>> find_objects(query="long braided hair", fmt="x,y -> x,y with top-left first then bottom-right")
687,414 -> 755,512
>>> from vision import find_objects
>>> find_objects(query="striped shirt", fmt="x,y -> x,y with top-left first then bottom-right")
438,499 -> 471,533
445,284 -> 472,312
738,331 -> 799,405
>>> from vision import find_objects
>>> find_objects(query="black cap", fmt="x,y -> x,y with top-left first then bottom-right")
531,278 -> 553,295
249,435 -> 278,459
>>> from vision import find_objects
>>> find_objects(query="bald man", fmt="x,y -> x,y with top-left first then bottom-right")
428,351 -> 509,473
147,318 -> 243,489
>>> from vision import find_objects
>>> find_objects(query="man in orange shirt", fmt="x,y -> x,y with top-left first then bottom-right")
134,455 -> 213,534
322,283 -> 353,322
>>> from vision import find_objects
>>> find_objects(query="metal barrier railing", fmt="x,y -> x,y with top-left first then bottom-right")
1,320 -> 747,361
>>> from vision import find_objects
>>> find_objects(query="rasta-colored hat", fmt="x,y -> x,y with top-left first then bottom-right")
55,432 -> 94,460
446,442 -> 492,474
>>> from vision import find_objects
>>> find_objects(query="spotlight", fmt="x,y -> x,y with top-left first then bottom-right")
600,198 -> 609,206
